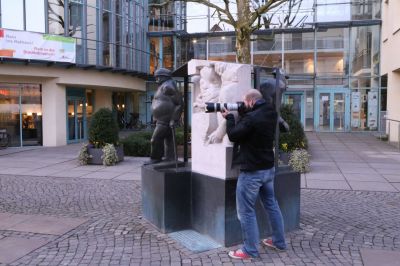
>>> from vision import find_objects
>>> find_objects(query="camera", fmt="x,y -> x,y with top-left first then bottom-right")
205,102 -> 246,113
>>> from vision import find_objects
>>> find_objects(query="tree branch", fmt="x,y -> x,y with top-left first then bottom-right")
250,0 -> 287,25
222,0 -> 236,26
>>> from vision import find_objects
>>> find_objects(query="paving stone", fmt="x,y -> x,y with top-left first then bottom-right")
0,168 -> 399,265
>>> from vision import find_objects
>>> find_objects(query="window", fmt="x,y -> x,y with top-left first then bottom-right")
1,0 -> 24,30
48,0 -> 65,35
1,0 -> 45,33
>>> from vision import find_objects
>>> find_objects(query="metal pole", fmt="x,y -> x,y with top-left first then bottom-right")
171,125 -> 178,170
398,123 -> 400,150
274,68 -> 281,172
183,75 -> 189,162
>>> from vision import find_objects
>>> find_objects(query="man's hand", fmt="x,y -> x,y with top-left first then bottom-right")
221,109 -> 230,119
169,120 -> 175,127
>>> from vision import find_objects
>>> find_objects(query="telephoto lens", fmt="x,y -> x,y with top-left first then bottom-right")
204,102 -> 245,113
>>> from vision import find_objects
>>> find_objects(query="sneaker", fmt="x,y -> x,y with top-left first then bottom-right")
262,239 -> 286,251
228,249 -> 252,259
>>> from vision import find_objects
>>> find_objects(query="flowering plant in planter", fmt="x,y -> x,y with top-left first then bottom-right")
78,143 -> 92,165
78,108 -> 123,165
288,148 -> 311,173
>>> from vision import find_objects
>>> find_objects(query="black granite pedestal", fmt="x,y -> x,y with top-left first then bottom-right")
141,163 -> 191,233
191,166 -> 300,246
141,164 -> 300,246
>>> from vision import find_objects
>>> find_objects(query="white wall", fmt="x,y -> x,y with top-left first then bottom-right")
94,89 -> 113,112
42,79 -> 67,146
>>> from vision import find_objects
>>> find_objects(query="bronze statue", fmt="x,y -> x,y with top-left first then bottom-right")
145,68 -> 183,165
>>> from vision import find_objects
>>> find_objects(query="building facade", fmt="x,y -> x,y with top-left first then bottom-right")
149,0 -> 383,133
0,0 -> 150,147
381,0 -> 400,145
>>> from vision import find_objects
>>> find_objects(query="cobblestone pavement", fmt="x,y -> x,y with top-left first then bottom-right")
1,174 -> 399,266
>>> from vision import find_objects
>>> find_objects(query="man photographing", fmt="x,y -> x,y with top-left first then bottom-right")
222,89 -> 287,259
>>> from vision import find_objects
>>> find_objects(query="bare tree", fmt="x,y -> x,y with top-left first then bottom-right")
150,0 -> 312,64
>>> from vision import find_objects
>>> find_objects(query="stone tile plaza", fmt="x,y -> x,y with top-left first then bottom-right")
0,132 -> 399,265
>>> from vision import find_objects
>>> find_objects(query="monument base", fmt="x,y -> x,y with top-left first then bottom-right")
141,163 -> 191,233
141,165 -> 300,246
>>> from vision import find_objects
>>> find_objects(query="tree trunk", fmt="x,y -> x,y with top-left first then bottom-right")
235,0 -> 251,64
235,29 -> 251,64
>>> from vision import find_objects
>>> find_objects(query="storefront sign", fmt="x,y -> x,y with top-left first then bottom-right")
351,92 -> 361,128
367,91 -> 378,128
351,92 -> 360,112
0,28 -> 76,63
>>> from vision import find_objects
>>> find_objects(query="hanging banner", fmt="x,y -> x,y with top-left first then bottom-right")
0,28 -> 76,63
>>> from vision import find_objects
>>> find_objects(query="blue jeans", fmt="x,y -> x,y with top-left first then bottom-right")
236,167 -> 286,257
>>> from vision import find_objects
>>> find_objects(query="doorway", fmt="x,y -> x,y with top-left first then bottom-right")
66,88 -> 87,143
315,89 -> 350,132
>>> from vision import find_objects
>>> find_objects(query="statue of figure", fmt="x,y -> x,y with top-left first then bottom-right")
206,62 -> 244,144
145,68 -> 183,165
193,64 -> 221,112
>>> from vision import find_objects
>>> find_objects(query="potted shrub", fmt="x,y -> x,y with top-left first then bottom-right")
79,108 -> 123,165
279,104 -> 308,165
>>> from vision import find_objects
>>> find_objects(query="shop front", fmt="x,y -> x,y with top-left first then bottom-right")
0,83 -> 42,147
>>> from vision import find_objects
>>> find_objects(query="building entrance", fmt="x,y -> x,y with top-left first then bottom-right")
67,97 -> 86,143
66,88 -> 87,143
315,89 -> 350,132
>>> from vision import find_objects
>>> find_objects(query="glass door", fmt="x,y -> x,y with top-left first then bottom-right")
67,97 -> 86,143
318,92 -> 331,131
315,90 -> 350,132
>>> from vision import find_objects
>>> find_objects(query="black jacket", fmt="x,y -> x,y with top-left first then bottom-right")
225,99 -> 277,171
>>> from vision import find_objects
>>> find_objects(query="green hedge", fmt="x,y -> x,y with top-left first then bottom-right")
279,104 -> 308,152
121,127 -> 188,157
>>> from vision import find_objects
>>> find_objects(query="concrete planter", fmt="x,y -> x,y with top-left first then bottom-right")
279,151 -> 290,165
88,145 -> 124,165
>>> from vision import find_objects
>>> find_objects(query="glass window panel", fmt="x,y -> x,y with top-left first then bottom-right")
208,36 -> 236,63
162,36 -> 174,70
316,28 -> 349,77
316,77 -> 348,87
116,14 -> 123,68
103,0 -> 111,11
149,37 -> 159,74
319,92 -> 330,131
67,100 -> 76,140
333,93 -> 345,132
75,38 -> 84,64
189,37 -> 207,61
254,34 -> 282,52
351,0 -> 381,20
316,0 -> 350,22
87,6 -> 97,40
69,2 -> 83,38
186,3 -> 208,33
102,10 -> 111,66
87,0 -> 97,8
1,0 -> 24,30
21,85 -> 42,146
285,53 -> 314,75
253,53 -> 282,69
48,0 -> 65,35
305,91 -> 314,131
0,85 -> 21,147
87,40 -> 97,65
350,25 -> 380,77
285,32 -> 314,50
26,0 -> 45,32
